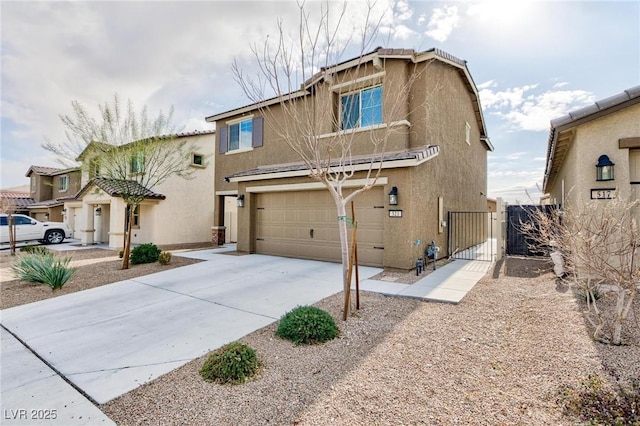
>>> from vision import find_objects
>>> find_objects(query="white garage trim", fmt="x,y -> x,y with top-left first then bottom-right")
247,177 -> 388,193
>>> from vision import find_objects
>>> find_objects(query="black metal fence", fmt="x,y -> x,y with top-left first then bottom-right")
505,205 -> 554,256
447,211 -> 495,261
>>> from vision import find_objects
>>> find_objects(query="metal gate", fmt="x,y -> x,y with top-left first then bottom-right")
447,211 -> 496,261
505,205 -> 553,256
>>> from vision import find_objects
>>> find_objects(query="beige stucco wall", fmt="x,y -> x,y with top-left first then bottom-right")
70,132 -> 216,249
548,103 -> 640,206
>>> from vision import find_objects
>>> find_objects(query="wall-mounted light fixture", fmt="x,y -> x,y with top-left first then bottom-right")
44,213 -> 50,220
95,207 -> 102,216
596,155 -> 615,181
389,186 -> 398,206
236,194 -> 245,208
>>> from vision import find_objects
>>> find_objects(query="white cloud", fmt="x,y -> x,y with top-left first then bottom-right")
505,152 -> 528,160
480,83 -> 596,132
392,24 -> 417,40
394,0 -> 413,21
425,6 -> 460,42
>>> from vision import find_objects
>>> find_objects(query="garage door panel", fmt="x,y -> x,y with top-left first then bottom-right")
256,189 -> 384,267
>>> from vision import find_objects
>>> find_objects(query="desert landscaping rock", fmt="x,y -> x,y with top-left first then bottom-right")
102,258 -> 639,425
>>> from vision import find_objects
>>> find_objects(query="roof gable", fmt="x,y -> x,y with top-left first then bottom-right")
543,85 -> 640,192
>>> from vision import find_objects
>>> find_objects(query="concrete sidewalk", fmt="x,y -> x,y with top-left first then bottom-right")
1,247 -> 492,424
360,258 -> 492,303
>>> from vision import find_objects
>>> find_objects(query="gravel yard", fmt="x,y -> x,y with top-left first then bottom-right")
0,246 -> 203,309
2,248 -> 637,424
100,257 -> 639,425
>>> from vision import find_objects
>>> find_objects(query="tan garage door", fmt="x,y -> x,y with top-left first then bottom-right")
255,188 -> 384,266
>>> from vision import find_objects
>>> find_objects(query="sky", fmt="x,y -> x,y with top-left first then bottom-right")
1,0 -> 639,204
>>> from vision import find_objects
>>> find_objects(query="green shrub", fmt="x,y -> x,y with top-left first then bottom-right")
199,342 -> 260,385
275,305 -> 339,345
12,253 -> 76,290
158,251 -> 172,265
20,245 -> 51,255
130,243 -> 161,265
557,373 -> 640,425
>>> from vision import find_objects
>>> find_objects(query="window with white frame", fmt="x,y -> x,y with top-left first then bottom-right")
191,152 -> 205,167
58,175 -> 69,192
130,152 -> 144,174
340,85 -> 383,130
30,176 -> 36,193
228,118 -> 253,151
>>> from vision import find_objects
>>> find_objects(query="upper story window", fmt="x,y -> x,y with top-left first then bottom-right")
340,85 -> 382,130
58,175 -> 69,192
229,119 -> 253,151
30,176 -> 36,193
90,159 -> 101,178
218,116 -> 263,154
130,152 -> 145,174
191,153 -> 205,167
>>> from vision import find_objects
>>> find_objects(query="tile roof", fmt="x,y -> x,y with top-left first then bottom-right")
25,165 -> 64,176
550,85 -> 640,129
25,165 -> 80,177
76,178 -> 166,200
0,191 -> 31,199
225,146 -> 440,180
543,85 -> 640,192
0,192 -> 35,208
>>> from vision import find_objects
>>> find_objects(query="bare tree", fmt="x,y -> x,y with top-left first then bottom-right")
233,1 -> 434,318
0,197 -> 17,255
44,94 -> 197,269
522,197 -> 639,345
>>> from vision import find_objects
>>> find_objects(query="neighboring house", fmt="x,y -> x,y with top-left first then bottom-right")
63,130 -> 216,249
206,47 -> 493,270
543,85 -> 640,207
0,185 -> 34,215
25,166 -> 81,223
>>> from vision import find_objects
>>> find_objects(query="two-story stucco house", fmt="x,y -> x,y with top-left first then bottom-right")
543,85 -> 640,206
206,47 -> 493,270
25,166 -> 82,223
63,130 -> 216,249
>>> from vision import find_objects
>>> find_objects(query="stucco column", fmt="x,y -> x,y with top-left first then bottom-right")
80,203 -> 95,246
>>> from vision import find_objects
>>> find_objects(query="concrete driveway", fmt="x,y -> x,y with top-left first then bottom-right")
1,249 -> 382,406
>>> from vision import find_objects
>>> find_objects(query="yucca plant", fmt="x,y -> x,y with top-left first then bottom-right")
12,253 -> 76,290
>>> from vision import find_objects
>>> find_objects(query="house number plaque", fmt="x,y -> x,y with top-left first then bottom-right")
389,210 -> 403,218
590,188 -> 616,200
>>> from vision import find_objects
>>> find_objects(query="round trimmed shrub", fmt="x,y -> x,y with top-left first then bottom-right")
199,342 -> 260,385
158,251 -> 172,265
275,305 -> 339,345
130,243 -> 161,265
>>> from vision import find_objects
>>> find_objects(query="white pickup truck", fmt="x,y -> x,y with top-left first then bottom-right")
0,214 -> 73,245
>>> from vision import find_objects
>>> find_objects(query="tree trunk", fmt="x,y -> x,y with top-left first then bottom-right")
612,288 -> 636,345
612,289 -> 628,345
121,205 -> 134,270
8,212 -> 16,256
336,201 -> 350,320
